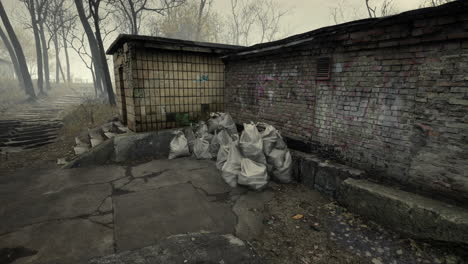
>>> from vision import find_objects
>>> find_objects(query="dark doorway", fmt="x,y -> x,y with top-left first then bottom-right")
118,67 -> 127,125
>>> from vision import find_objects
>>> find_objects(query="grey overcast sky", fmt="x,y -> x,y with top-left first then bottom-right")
2,0 -> 425,81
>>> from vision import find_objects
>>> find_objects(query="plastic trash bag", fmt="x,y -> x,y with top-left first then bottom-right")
238,158 -> 268,190
258,123 -> 287,154
221,141 -> 242,187
208,112 -> 238,136
259,123 -> 278,155
216,144 -> 230,170
210,129 -> 233,158
168,131 -> 190,159
219,113 -> 238,136
239,123 -> 266,164
207,112 -> 223,133
183,126 -> 196,153
193,136 -> 212,159
195,121 -> 209,137
268,149 -> 292,183
209,132 -> 221,159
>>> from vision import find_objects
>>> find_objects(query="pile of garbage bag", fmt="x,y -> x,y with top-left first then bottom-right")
168,112 -> 292,190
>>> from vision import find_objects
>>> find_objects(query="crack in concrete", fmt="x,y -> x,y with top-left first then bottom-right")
192,184 -> 232,203
139,169 -> 170,183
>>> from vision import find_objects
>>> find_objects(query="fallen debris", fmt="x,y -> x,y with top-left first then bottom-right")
72,120 -> 130,156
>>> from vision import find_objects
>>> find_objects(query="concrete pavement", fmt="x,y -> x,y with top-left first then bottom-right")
0,158 -> 268,264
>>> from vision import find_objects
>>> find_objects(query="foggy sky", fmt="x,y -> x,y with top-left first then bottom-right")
2,0 -> 424,81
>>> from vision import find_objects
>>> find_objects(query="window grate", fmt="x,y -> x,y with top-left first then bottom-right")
316,57 -> 331,80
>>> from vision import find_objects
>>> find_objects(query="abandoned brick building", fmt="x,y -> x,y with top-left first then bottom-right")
107,1 -> 468,205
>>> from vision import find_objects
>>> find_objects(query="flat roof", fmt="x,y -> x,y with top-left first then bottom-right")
106,34 -> 244,55
226,0 -> 466,57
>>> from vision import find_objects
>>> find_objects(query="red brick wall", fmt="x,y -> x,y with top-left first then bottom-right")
224,4 -> 468,202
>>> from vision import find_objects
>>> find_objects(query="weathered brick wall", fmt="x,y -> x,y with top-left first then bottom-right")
113,43 -> 225,132
224,3 -> 468,203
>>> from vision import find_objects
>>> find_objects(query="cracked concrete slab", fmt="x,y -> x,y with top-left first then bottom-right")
0,219 -> 113,264
0,183 -> 112,234
232,191 -> 274,240
131,158 -> 214,178
88,232 -> 263,264
113,183 -> 237,251
1,157 -> 276,263
120,170 -> 191,192
190,167 -> 233,195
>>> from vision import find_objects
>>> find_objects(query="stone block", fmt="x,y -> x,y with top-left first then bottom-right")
338,179 -> 468,245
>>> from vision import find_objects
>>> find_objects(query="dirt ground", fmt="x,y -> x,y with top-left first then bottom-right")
251,182 -> 467,264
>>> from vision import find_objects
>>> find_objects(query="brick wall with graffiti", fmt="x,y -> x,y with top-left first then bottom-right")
224,4 -> 468,203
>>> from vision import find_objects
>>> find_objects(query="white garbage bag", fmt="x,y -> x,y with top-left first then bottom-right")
259,123 -> 278,155
221,141 -> 242,187
208,112 -> 238,136
168,131 -> 190,159
193,136 -> 212,159
207,112 -> 223,133
183,126 -> 196,153
267,148 -> 287,168
219,113 -> 238,136
196,121 -> 209,137
238,158 -> 268,190
239,123 -> 266,164
210,129 -> 233,158
268,149 -> 293,183
209,130 -> 220,158
216,144 -> 230,170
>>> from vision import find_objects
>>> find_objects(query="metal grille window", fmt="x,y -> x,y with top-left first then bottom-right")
316,57 -> 331,80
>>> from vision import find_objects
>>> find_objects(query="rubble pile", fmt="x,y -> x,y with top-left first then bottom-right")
169,113 -> 293,190
73,120 -> 130,155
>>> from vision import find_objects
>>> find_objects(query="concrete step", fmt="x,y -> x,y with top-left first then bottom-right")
338,178 -> 468,245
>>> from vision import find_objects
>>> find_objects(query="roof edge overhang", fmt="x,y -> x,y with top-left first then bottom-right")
106,34 -> 244,55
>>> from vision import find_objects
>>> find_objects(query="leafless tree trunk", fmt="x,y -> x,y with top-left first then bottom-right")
75,0 -> 115,105
0,26 -> 24,89
61,23 -> 71,83
0,1 -> 36,98
37,3 -> 51,90
53,33 -> 61,83
26,0 -> 45,94
195,0 -> 209,41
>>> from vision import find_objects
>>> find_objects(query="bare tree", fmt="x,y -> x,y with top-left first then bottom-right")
254,0 -> 288,43
24,0 -> 45,94
0,1 -> 36,99
59,0 -> 76,83
110,0 -> 185,35
195,0 -> 213,41
365,0 -> 396,18
69,30 -> 103,97
227,0 -> 289,45
45,0 -> 66,83
420,0 -> 454,7
37,0 -> 52,90
0,26 -> 24,89
229,0 -> 257,45
74,0 -> 115,105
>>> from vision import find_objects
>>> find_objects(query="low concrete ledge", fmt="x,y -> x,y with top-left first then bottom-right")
290,150 -> 366,197
339,178 -> 468,245
64,129 -> 176,168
